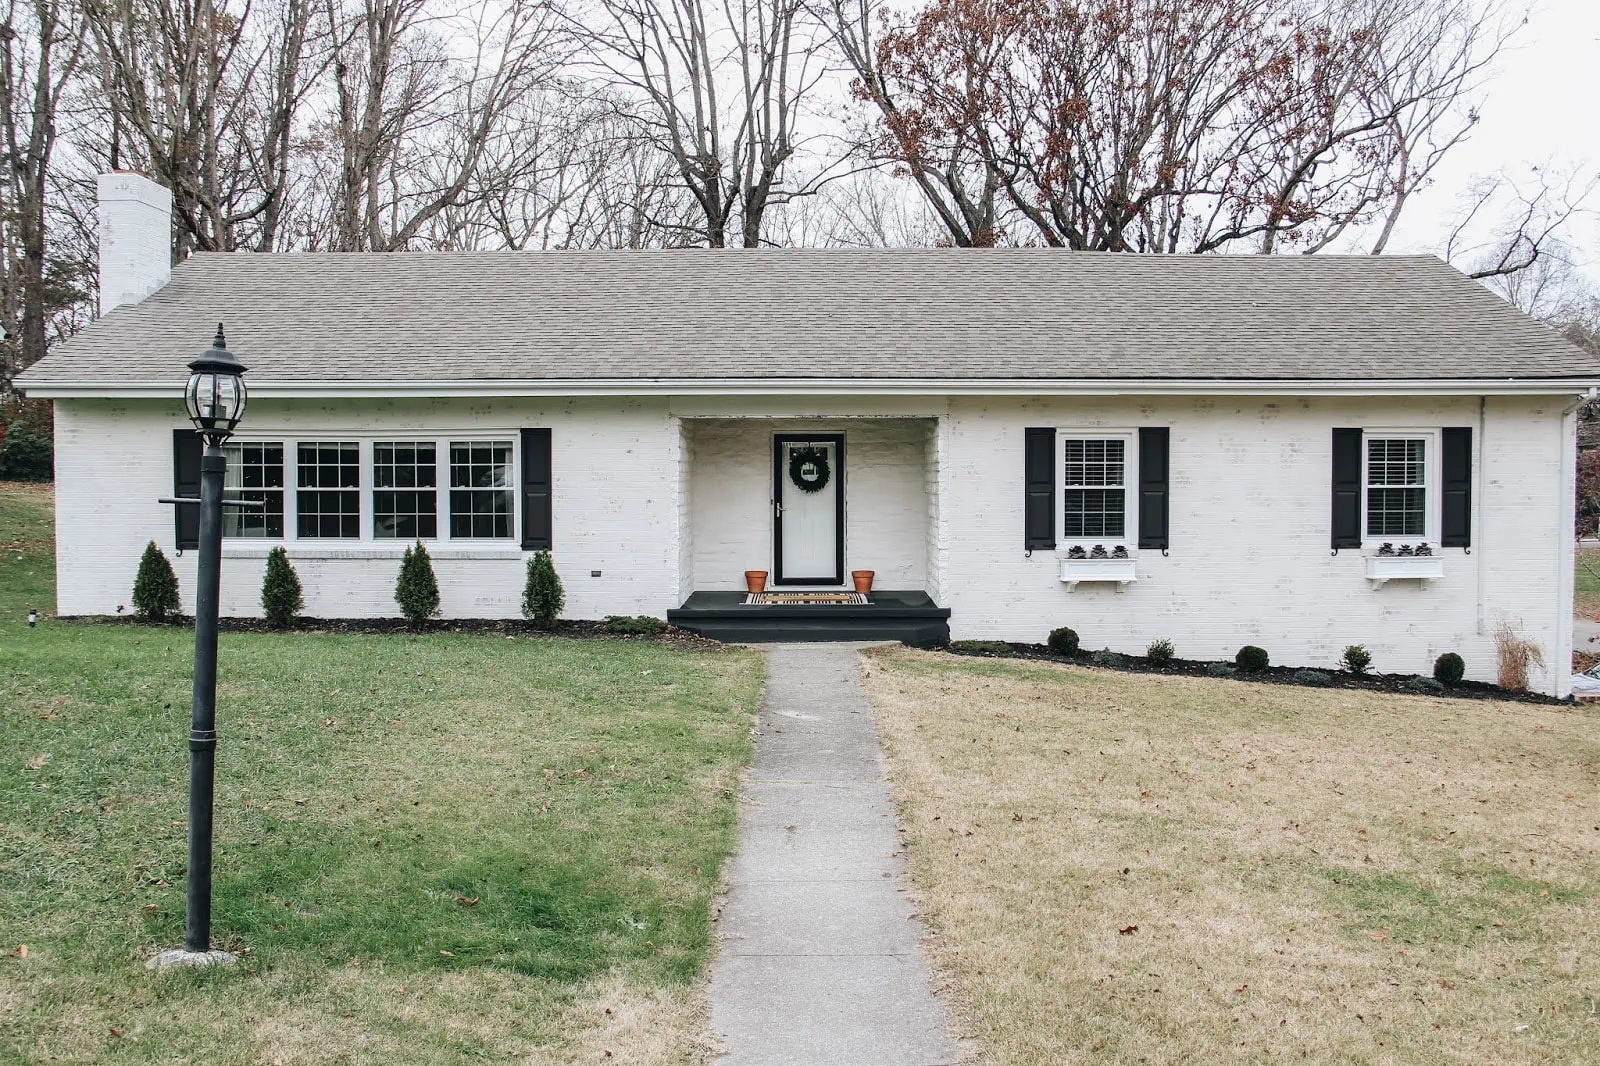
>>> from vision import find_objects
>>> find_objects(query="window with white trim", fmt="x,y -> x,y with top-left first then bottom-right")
1062,436 -> 1128,539
449,441 -> 515,539
1365,436 -> 1428,539
222,442 -> 285,538
215,434 -> 518,547
374,442 -> 438,539
297,441 -> 360,538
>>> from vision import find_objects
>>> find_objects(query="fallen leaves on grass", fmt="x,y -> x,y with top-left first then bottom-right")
24,753 -> 48,771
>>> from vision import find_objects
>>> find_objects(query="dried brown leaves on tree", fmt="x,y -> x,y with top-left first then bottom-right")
834,0 -> 1518,251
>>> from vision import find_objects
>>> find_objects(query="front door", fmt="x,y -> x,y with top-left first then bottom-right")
773,434 -> 844,585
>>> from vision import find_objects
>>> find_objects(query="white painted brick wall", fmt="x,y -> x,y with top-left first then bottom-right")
685,418 -> 932,590
97,173 -> 172,312
941,395 -> 1571,695
53,397 -> 680,621
675,417 -> 695,600
51,392 -> 1573,694
924,418 -> 946,604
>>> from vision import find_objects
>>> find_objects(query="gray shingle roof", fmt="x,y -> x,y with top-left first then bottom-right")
19,249 -> 1599,387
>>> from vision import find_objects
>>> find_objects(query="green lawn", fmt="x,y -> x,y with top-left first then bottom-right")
0,483 -> 762,1065
1577,547 -> 1600,619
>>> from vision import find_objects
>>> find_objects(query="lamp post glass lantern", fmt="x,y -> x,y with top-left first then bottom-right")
185,324 -> 248,444
152,324 -> 249,970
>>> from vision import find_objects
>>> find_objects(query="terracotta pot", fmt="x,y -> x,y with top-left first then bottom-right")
744,570 -> 769,594
851,570 -> 875,594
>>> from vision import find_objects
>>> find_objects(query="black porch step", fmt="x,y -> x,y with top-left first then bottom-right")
667,590 -> 950,646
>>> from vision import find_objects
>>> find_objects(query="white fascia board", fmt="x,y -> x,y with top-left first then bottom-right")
19,376 -> 1600,399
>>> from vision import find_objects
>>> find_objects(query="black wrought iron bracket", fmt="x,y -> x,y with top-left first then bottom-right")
158,497 -> 265,555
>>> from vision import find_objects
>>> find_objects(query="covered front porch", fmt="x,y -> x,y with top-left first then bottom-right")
668,414 -> 948,643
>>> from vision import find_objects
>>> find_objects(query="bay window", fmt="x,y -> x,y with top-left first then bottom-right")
222,442 -> 285,538
297,442 -> 361,538
374,442 -> 438,539
449,441 -> 515,539
216,435 -> 517,546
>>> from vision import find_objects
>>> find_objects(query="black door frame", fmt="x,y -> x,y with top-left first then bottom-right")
773,433 -> 845,586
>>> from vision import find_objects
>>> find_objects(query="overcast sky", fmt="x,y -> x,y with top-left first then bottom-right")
1377,1 -> 1599,279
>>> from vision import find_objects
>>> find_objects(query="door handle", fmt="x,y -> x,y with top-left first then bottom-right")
774,500 -> 782,518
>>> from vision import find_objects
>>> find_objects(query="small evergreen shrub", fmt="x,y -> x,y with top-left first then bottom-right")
132,541 -> 180,623
1235,645 -> 1270,673
395,541 -> 441,626
950,639 -> 1012,656
1145,638 -> 1175,665
1205,662 -> 1237,678
522,550 -> 565,628
0,423 -> 52,481
1341,644 -> 1372,675
1404,676 -> 1445,695
1433,652 -> 1466,686
1294,669 -> 1332,687
260,546 -> 304,628
603,615 -> 666,636
1090,648 -> 1126,668
1047,626 -> 1080,656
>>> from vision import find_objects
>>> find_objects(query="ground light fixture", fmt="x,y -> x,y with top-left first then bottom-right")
149,325 -> 260,971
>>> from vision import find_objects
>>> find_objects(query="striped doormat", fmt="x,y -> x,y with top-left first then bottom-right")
743,592 -> 869,605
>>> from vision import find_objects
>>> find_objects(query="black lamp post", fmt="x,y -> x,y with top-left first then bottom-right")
152,325 -> 249,969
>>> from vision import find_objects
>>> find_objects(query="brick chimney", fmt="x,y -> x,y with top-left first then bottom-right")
98,172 -> 173,313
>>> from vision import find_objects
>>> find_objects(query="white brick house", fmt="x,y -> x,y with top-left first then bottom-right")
18,174 -> 1600,695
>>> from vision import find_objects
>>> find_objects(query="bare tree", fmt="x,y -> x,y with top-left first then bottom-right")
578,0 -> 830,246
319,0 -> 566,250
79,0 -> 332,256
828,0 -> 1519,254
0,0 -> 88,394
1445,165 -> 1598,283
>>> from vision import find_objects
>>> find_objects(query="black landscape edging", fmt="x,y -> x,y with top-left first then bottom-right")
941,641 -> 1571,707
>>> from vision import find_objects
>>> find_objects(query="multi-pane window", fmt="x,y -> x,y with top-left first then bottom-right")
374,442 -> 438,539
1063,438 -> 1126,539
449,441 -> 514,539
1366,437 -> 1427,538
297,442 -> 360,538
222,442 -> 285,538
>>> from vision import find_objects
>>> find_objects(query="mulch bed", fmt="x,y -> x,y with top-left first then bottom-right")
943,641 -> 1573,707
54,614 -> 728,651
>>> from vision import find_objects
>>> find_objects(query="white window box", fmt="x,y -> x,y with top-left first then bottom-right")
1060,555 -> 1137,592
1366,554 -> 1443,588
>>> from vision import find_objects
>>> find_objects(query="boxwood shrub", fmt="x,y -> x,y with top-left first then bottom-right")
1433,652 -> 1465,686
1047,626 -> 1080,656
1235,645 -> 1270,672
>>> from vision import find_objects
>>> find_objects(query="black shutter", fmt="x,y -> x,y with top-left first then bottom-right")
1331,428 -> 1363,550
520,428 -> 552,550
1441,426 -> 1472,548
173,429 -> 202,551
1137,427 -> 1170,550
1024,427 -> 1055,551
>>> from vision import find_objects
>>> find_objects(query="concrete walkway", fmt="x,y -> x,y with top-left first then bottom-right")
709,643 -> 959,1066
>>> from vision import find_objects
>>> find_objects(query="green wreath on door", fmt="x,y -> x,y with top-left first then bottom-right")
788,447 -> 831,493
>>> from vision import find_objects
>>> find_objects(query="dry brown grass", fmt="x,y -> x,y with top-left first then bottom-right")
862,648 -> 1600,1066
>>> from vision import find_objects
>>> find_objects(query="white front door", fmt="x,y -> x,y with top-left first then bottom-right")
775,436 -> 842,584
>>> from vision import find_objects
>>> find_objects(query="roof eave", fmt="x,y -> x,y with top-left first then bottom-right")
18,375 -> 1600,399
